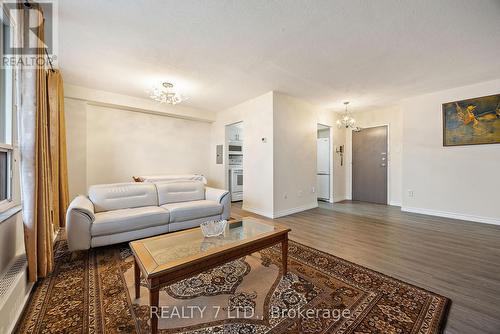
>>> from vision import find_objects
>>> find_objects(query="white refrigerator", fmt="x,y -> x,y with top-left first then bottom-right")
317,138 -> 330,200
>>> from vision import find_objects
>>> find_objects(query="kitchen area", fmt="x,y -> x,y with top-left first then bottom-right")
226,122 -> 243,202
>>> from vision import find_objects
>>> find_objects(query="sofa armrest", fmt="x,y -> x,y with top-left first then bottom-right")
205,187 -> 231,220
66,195 -> 95,251
68,195 -> 95,220
205,187 -> 229,203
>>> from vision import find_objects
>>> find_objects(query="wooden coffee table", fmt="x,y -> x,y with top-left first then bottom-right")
129,217 -> 290,334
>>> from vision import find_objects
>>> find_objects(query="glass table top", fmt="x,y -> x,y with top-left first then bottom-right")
141,218 -> 278,267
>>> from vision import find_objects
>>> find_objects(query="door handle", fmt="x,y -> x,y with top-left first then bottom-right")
381,163 -> 386,167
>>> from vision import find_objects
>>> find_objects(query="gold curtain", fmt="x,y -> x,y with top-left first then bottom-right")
27,6 -> 54,281
19,2 -> 68,282
47,70 -> 69,228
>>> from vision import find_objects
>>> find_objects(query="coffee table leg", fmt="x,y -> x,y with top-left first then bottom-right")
282,235 -> 288,276
134,258 -> 140,299
150,287 -> 159,334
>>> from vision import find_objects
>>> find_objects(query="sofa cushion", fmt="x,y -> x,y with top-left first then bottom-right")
161,200 -> 222,222
156,181 -> 205,205
89,182 -> 158,213
91,206 -> 169,237
169,215 -> 222,233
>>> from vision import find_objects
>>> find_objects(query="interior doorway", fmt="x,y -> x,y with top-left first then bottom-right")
352,125 -> 388,204
317,124 -> 332,202
225,122 -> 243,203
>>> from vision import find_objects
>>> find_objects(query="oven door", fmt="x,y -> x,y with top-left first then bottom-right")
228,144 -> 242,154
231,169 -> 243,192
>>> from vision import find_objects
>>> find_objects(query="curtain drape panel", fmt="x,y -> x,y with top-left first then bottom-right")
47,70 -> 69,228
19,4 -> 53,282
18,2 -> 69,282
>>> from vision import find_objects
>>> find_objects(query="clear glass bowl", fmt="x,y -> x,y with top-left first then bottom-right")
200,220 -> 227,237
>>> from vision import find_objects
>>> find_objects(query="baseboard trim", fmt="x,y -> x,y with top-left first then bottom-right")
333,196 -> 347,203
273,202 -> 318,218
389,201 -> 402,207
242,202 -> 319,219
401,206 -> 500,226
241,206 -> 273,219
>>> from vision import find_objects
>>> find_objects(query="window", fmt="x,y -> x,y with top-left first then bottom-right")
0,13 -> 13,205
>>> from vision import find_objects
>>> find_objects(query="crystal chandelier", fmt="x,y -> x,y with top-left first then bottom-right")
336,101 -> 360,131
149,82 -> 187,105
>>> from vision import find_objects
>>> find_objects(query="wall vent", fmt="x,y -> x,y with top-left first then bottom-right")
0,254 -> 27,302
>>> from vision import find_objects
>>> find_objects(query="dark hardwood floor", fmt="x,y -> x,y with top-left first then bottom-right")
231,200 -> 500,334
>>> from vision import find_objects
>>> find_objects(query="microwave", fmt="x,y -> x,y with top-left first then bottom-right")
228,143 -> 242,154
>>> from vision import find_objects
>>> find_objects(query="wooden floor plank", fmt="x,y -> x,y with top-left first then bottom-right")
231,200 -> 500,334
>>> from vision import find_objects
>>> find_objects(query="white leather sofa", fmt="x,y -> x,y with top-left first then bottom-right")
66,181 -> 230,251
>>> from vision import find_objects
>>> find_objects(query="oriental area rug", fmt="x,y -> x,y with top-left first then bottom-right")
16,237 -> 449,333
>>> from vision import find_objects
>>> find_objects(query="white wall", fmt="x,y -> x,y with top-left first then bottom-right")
65,99 -> 87,199
273,93 -> 317,215
209,91 -> 342,218
345,106 -> 403,205
332,122 -> 347,202
209,92 -> 275,217
65,98 -> 212,198
86,105 -> 211,186
273,93 -> 342,216
401,79 -> 500,224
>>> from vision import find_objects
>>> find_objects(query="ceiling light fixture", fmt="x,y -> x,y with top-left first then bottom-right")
336,101 -> 361,131
149,82 -> 187,105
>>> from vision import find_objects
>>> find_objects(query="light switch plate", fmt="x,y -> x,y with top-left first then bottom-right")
216,145 -> 223,164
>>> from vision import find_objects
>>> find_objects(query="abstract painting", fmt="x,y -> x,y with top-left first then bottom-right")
442,93 -> 500,146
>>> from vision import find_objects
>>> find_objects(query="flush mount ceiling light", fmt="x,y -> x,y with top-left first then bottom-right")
336,101 -> 361,131
149,82 -> 187,105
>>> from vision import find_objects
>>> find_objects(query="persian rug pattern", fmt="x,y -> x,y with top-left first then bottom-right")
16,239 -> 450,334
163,258 -> 251,299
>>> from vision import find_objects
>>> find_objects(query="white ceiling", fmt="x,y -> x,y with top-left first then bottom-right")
59,0 -> 500,112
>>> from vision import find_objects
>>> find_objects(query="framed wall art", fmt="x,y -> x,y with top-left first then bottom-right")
442,93 -> 500,146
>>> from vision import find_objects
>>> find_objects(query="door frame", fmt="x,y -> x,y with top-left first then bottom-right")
317,123 -> 334,203
347,124 -> 390,205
